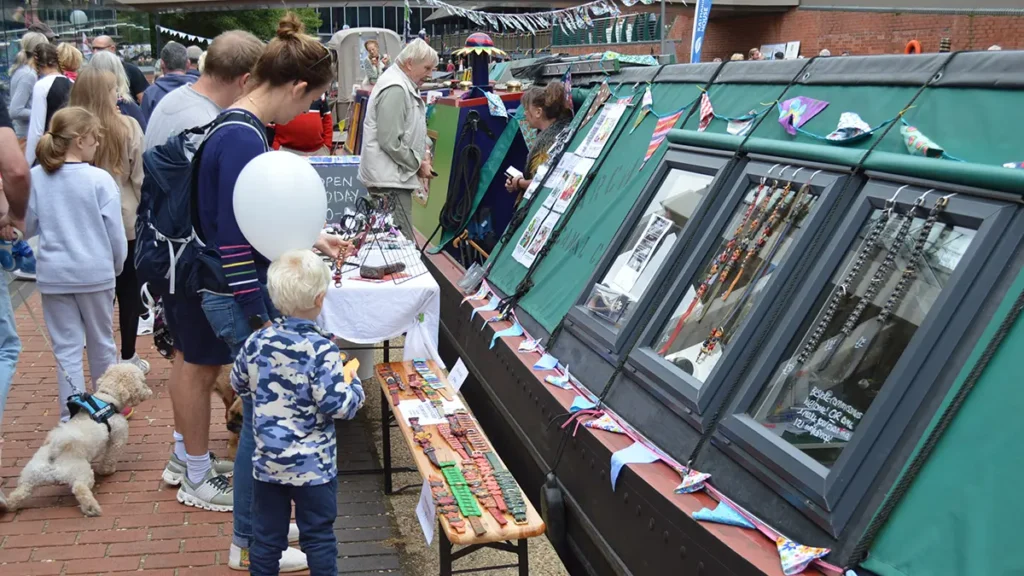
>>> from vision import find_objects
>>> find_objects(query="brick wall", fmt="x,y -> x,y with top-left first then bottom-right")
560,7 -> 1023,62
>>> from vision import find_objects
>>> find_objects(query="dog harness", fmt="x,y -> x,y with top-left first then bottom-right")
66,394 -> 116,432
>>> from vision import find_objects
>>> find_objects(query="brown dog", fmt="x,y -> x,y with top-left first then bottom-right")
212,366 -> 242,461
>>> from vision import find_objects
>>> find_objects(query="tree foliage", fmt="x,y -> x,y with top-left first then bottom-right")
160,9 -> 322,42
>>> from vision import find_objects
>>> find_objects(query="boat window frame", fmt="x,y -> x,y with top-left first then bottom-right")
567,147 -> 739,355
625,161 -> 852,422
717,180 -> 1017,536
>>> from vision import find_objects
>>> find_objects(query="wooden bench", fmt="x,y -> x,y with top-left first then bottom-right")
375,360 -> 546,575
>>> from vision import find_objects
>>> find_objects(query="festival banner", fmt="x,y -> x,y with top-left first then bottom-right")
690,0 -> 714,63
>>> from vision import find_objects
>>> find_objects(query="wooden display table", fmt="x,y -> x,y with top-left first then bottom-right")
375,360 -> 546,575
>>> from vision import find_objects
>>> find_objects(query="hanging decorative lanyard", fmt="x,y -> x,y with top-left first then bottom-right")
791,195 -> 900,370
656,178 -> 778,356
695,180 -> 813,363
814,195 -> 925,371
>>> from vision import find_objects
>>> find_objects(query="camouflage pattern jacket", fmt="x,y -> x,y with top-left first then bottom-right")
231,316 -> 366,486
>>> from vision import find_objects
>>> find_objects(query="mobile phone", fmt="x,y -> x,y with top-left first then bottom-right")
505,166 -> 523,180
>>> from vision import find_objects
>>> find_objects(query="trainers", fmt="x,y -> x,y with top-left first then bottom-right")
176,470 -> 233,512
162,452 -> 234,486
11,269 -> 35,281
287,522 -> 300,544
228,542 -> 307,572
12,240 -> 35,276
121,353 -> 151,375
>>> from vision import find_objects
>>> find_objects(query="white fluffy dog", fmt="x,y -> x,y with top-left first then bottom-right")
4,364 -> 152,517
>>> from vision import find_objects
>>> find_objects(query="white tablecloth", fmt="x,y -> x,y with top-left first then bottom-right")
318,247 -> 443,371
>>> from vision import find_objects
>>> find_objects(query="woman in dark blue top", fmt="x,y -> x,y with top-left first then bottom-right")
164,12 -> 349,575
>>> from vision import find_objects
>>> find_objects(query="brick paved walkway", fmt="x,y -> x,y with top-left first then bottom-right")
0,287 -> 403,576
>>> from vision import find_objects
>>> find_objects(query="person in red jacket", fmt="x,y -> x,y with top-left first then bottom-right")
270,93 -> 333,155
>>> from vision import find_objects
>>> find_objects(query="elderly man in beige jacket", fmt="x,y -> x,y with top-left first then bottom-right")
358,39 -> 438,232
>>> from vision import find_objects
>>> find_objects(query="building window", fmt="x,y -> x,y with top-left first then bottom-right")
628,162 -> 851,420
358,7 -> 371,28
346,7 -> 358,28
372,6 -> 384,29
568,149 -> 732,353
385,6 -> 397,33
718,180 -> 1017,534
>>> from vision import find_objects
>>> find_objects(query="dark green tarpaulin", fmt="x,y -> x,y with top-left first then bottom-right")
862,270 -> 1024,576
487,82 -> 701,332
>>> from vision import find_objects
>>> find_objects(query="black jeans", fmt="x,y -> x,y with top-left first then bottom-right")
250,477 -> 338,576
114,239 -> 141,360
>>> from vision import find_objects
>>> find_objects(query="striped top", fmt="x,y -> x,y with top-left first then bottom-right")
195,109 -> 271,320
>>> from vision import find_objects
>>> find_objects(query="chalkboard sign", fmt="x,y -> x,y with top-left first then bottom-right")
309,156 -> 370,223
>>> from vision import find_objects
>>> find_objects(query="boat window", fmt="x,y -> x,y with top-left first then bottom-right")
749,202 -> 975,468
652,177 -> 819,386
582,169 -> 714,330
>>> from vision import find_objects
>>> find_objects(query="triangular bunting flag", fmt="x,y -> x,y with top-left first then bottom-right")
776,537 -> 830,575
778,96 -> 829,136
693,502 -> 756,529
491,322 -> 523,349
698,92 -> 714,132
470,296 -> 500,321
629,85 -> 654,133
533,353 -> 559,371
642,110 -> 684,168
583,413 -> 624,433
570,394 -> 598,412
674,468 -> 711,494
546,369 -> 574,390
900,124 -> 945,158
580,82 -> 611,127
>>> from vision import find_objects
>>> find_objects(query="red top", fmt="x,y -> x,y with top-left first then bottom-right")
271,97 -> 333,153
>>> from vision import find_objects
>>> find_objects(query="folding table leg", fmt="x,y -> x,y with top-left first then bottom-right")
439,525 -> 453,576
381,390 -> 393,495
518,538 -> 529,576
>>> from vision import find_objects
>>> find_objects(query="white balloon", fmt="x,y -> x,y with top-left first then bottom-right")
233,151 -> 327,262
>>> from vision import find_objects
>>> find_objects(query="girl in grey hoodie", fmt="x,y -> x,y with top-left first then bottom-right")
24,107 -> 128,422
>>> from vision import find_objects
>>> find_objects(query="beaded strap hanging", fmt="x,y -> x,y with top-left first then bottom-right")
656,178 -> 779,355
815,195 -> 948,386
695,181 -> 814,363
815,195 -> 925,371
792,196 -> 899,367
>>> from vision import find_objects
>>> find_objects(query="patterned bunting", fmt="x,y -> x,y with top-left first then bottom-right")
629,85 -> 654,133
674,468 -> 711,494
776,537 -> 830,575
900,124 -> 945,158
698,92 -> 714,132
641,110 -> 684,169
580,83 -> 611,128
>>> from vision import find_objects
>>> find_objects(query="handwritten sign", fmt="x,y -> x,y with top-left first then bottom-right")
308,156 -> 370,224
448,358 -> 469,393
792,386 -> 863,443
415,479 -> 436,545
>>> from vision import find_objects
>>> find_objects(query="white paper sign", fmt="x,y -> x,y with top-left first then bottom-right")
415,480 -> 436,545
448,359 -> 469,392
398,399 -> 466,426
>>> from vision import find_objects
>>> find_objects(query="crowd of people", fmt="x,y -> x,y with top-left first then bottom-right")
0,14 -> 440,575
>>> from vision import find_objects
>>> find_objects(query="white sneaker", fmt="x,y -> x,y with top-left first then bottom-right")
12,269 -> 35,281
288,522 -> 300,544
122,354 -> 151,375
137,313 -> 154,336
228,542 -> 307,572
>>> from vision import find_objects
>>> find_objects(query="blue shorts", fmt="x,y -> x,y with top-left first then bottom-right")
163,289 -> 276,366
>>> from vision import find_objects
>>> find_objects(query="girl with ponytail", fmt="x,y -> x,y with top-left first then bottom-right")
25,107 -> 129,422
25,43 -> 73,166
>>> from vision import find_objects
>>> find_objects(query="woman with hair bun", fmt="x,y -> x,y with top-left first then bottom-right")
505,80 -> 572,199
56,43 -> 83,81
25,43 -> 73,166
162,13 -> 349,575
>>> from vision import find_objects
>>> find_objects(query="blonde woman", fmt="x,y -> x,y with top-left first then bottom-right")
8,31 -> 49,146
86,50 -> 147,130
57,43 -> 83,81
69,68 -> 149,385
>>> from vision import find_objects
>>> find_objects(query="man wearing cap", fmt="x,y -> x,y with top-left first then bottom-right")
91,35 -> 149,104
186,45 -> 203,78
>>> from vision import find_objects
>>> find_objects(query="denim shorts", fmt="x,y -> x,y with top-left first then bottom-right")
163,288 -> 275,366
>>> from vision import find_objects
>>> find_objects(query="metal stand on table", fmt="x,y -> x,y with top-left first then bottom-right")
439,529 -> 529,576
336,339 -> 418,486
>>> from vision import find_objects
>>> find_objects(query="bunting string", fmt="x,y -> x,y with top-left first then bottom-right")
157,25 -> 212,45
415,0 -> 620,35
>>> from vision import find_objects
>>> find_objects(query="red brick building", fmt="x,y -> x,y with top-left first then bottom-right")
561,0 -> 1023,62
